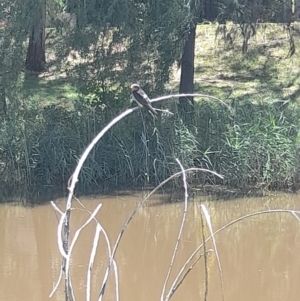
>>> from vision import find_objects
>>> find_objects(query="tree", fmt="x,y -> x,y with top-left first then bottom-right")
0,75 -> 6,122
0,0 -> 30,117
203,0 -> 219,20
295,0 -> 300,20
25,0 -> 46,72
57,0 -> 190,95
177,0 -> 295,125
178,25 -> 196,126
0,14 -> 7,121
283,0 -> 292,22
178,0 -> 203,126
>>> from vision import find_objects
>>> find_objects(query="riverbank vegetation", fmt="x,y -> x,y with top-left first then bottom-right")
1,1 -> 300,202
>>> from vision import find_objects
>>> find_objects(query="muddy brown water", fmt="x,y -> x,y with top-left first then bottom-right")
0,193 -> 300,301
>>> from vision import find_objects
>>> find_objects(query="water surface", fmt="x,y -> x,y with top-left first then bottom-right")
0,193 -> 300,301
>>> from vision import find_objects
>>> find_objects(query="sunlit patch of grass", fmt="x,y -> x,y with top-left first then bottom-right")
14,73 -> 79,109
189,22 -> 300,104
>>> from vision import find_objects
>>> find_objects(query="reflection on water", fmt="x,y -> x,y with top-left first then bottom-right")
0,193 -> 300,301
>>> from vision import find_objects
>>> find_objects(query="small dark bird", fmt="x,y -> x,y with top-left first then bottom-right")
130,84 -> 158,118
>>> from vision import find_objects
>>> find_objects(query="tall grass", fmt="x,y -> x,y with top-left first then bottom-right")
0,95 -> 299,202
195,99 -> 299,189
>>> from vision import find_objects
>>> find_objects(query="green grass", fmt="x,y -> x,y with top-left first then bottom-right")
12,23 -> 300,108
173,22 -> 300,103
23,76 -> 75,98
22,75 -> 78,104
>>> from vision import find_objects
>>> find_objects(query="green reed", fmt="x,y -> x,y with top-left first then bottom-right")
0,96 -> 299,203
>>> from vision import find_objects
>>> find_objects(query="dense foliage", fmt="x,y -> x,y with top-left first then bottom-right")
0,96 -> 298,201
0,0 -> 300,202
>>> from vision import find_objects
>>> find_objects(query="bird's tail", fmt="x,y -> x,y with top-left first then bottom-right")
149,110 -> 158,119
149,106 -> 158,116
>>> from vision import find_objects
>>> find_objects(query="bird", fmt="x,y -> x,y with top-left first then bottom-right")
130,84 -> 158,118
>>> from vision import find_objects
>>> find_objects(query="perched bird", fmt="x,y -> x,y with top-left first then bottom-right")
130,84 -> 158,118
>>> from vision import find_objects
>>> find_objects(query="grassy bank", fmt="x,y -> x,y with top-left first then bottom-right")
1,23 -> 300,202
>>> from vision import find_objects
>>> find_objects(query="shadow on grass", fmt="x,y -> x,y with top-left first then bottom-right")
194,24 -> 300,103
17,72 -> 80,110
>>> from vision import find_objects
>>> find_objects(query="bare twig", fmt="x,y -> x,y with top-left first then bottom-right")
87,224 -> 101,301
161,159 -> 189,301
65,204 -> 103,283
165,209 -> 300,298
292,211 -> 300,221
98,167 -> 223,300
200,207 -> 209,301
151,93 -> 233,113
200,204 -> 224,301
155,108 -> 174,115
74,198 -> 120,301
167,249 -> 214,300
49,265 -> 64,298
58,211 -> 68,259
50,201 -> 63,215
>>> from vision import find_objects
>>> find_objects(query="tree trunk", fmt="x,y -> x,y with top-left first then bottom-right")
0,75 -> 6,122
25,0 -> 46,72
0,38 -> 6,121
203,0 -> 218,21
283,0 -> 292,22
178,25 -> 196,126
295,0 -> 300,20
